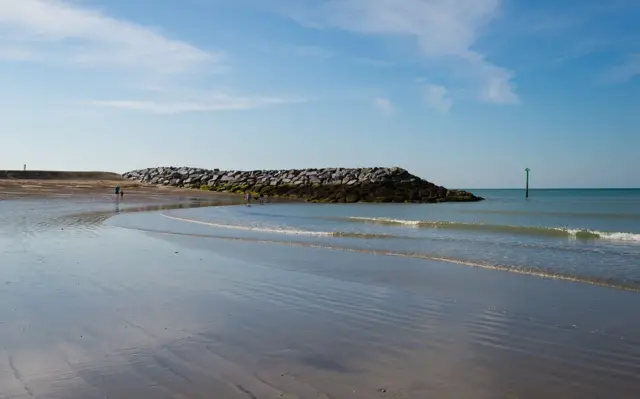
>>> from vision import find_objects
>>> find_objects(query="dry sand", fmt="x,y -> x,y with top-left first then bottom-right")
0,177 -> 243,202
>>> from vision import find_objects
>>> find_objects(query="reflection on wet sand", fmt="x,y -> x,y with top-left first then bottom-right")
0,197 -> 639,398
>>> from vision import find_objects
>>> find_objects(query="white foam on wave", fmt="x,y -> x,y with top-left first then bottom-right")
348,217 -> 640,242
559,228 -> 640,242
347,216 -> 422,226
160,213 -> 333,236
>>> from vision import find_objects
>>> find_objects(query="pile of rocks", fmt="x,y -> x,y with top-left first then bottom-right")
122,166 -> 483,203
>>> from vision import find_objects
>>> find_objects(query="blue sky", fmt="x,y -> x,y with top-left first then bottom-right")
0,0 -> 638,188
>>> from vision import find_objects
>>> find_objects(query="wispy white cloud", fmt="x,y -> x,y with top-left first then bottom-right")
0,0 -> 301,114
89,91 -> 306,114
473,58 -> 519,104
0,0 -> 221,74
373,97 -> 395,115
605,54 -> 640,84
280,0 -> 518,105
424,84 -> 452,113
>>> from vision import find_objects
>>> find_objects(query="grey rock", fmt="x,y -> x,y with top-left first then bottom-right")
121,165 -> 482,203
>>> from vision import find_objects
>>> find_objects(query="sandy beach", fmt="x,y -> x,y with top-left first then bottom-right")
1,181 -> 639,398
0,177 -> 237,200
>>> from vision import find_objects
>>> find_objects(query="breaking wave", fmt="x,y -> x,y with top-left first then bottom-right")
114,220 -> 640,292
344,217 -> 640,242
160,213 -> 402,239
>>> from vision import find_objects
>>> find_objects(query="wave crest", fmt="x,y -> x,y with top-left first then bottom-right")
160,213 -> 398,239
345,217 -> 640,242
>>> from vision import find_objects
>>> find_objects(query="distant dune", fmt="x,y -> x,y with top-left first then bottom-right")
0,170 -> 123,180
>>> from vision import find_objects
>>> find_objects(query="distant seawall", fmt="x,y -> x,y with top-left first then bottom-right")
0,170 -> 123,180
123,166 -> 483,203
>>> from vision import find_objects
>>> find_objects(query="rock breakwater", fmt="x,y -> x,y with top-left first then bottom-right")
123,167 -> 483,203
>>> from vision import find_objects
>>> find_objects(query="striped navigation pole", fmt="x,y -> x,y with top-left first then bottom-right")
525,168 -> 530,198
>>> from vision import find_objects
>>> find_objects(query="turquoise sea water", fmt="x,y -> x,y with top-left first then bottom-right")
114,189 -> 640,290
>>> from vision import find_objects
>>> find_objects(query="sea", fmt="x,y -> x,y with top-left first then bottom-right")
114,188 -> 640,291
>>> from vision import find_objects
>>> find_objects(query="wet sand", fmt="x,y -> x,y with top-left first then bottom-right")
1,185 -> 639,398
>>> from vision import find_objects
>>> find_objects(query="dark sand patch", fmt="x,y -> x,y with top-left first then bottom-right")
0,178 -> 245,202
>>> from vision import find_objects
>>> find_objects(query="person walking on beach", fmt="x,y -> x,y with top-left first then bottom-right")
115,184 -> 120,195
259,193 -> 264,205
245,192 -> 252,207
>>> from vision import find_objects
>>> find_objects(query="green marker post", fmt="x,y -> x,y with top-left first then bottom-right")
525,168 -> 530,198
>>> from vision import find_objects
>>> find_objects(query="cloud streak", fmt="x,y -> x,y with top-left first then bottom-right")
281,0 -> 518,105
89,91 -> 305,114
0,0 -> 221,74
0,0 -> 302,114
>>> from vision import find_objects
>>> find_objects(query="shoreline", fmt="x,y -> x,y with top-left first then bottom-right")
0,178 -> 300,206
2,184 -> 638,293
119,210 -> 640,293
0,178 -> 246,202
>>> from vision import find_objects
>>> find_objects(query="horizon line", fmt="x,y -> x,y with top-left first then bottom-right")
462,187 -> 640,190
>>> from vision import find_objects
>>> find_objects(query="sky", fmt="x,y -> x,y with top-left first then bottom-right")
0,0 -> 638,188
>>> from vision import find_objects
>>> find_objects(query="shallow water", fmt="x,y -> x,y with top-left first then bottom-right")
142,189 -> 640,290
1,192 -> 640,398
